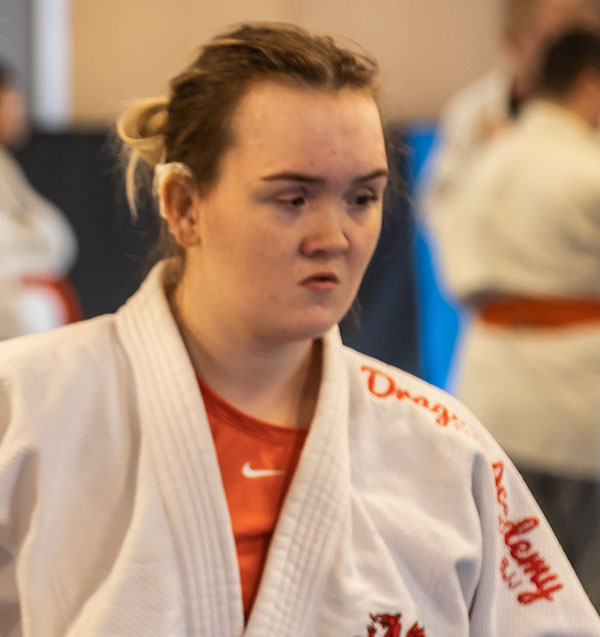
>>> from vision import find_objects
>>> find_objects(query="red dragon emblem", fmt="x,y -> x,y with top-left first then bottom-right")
367,614 -> 401,637
365,613 -> 426,637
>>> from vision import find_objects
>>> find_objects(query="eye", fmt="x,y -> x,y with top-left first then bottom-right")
275,191 -> 308,209
349,190 -> 379,208
287,195 -> 306,207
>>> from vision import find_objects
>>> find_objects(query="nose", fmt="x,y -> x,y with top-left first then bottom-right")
300,204 -> 350,258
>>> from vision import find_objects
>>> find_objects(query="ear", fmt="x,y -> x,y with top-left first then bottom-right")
160,174 -> 202,248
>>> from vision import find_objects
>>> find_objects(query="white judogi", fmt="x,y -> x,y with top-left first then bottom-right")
414,70 -> 512,394
420,70 -> 511,218
433,101 -> 600,480
0,262 -> 598,636
0,147 -> 78,336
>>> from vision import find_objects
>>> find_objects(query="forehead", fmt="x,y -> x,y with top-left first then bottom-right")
226,81 -> 387,175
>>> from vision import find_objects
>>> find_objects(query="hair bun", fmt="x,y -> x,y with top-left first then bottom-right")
117,96 -> 168,167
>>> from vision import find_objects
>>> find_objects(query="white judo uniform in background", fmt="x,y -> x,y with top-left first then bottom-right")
420,70 -> 512,218
433,101 -> 600,480
0,146 -> 78,337
0,262 -> 598,636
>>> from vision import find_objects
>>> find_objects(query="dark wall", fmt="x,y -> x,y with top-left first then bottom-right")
16,132 -> 156,317
16,129 -> 422,376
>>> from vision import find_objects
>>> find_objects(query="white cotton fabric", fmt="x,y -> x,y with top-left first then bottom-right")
433,102 -> 600,300
0,148 -> 76,279
0,147 -> 78,337
431,102 -> 600,479
0,261 -> 598,636
419,70 -> 510,218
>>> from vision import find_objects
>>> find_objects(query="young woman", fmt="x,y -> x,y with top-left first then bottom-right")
0,22 -> 598,636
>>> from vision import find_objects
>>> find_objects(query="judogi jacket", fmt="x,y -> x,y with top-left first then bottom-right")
0,262 -> 598,636
433,101 -> 600,479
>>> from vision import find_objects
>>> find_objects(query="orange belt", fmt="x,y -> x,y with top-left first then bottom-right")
479,297 -> 600,328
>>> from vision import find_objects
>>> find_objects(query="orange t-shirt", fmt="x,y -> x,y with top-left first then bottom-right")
198,377 -> 308,619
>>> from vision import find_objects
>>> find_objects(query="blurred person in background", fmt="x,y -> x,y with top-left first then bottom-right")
433,30 -> 600,611
422,0 -> 600,212
0,22 -> 598,636
0,61 -> 79,338
414,0 -> 600,394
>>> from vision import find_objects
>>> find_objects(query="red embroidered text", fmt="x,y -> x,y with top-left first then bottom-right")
360,365 -> 474,437
492,461 -> 564,605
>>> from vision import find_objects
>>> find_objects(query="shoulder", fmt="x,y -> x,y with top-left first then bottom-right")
519,105 -> 600,179
1,314 -> 120,373
463,124 -> 521,182
342,346 -> 483,445
0,315 -> 128,420
340,348 -> 512,544
568,129 -> 600,176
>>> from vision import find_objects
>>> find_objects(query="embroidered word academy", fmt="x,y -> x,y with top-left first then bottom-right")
493,461 -> 563,605
361,364 -> 564,606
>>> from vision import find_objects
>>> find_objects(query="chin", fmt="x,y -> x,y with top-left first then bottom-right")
262,323 -> 330,346
273,308 -> 348,344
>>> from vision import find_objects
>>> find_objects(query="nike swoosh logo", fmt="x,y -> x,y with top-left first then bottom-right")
241,461 -> 286,479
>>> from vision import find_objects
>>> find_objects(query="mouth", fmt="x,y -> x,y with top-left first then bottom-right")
300,272 -> 340,292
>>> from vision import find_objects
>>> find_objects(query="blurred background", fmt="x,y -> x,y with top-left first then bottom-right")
0,0 -> 503,388
6,1 -> 600,612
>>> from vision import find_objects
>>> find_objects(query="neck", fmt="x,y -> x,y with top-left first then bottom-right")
170,276 -> 322,429
543,93 -> 597,129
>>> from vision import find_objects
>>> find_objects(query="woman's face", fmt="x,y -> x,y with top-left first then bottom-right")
183,81 -> 388,346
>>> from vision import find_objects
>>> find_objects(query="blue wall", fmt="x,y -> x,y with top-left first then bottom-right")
405,124 -> 465,391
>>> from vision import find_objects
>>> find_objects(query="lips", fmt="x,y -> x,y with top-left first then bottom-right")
300,272 -> 340,292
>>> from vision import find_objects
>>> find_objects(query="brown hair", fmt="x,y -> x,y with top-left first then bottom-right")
537,28 -> 600,95
117,21 -> 382,264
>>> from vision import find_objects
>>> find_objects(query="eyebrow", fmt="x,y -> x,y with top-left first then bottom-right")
261,169 -> 389,185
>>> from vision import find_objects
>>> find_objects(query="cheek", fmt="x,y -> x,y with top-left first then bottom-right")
203,206 -> 250,258
231,228 -> 292,287
247,221 -> 294,261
